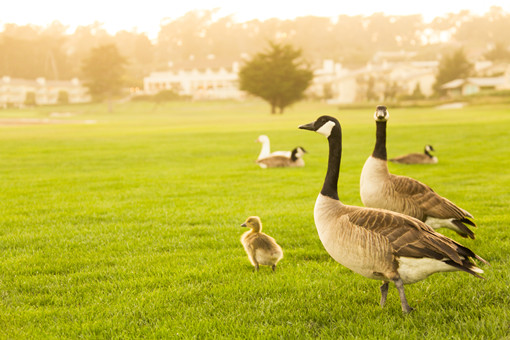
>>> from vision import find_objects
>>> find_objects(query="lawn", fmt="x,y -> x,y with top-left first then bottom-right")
0,100 -> 508,339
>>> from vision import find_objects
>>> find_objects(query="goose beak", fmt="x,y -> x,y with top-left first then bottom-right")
299,122 -> 315,131
241,223 -> 247,227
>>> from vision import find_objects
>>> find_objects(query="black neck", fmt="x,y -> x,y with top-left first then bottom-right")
321,127 -> 341,200
291,150 -> 298,161
372,121 -> 387,160
424,149 -> 432,158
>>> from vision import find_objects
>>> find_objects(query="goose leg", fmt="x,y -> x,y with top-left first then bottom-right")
393,278 -> 414,314
272,264 -> 276,272
254,263 -> 259,272
380,281 -> 389,307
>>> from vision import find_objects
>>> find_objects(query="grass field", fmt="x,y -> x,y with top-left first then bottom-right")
0,100 -> 509,339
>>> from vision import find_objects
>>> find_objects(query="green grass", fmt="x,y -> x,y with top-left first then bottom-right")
0,100 -> 509,339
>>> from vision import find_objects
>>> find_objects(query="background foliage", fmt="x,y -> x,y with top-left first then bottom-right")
1,8 -> 510,86
239,42 -> 313,113
81,44 -> 127,102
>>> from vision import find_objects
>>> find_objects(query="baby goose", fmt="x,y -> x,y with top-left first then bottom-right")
241,216 -> 283,271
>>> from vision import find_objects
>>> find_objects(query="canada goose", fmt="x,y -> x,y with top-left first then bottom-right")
299,115 -> 486,313
256,146 -> 307,168
360,106 -> 476,239
241,216 -> 283,271
256,135 -> 291,160
390,145 -> 438,164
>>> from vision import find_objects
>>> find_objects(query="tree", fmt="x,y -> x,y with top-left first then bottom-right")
24,91 -> 36,106
239,42 -> 313,114
410,83 -> 425,99
484,42 -> 510,62
58,90 -> 69,104
433,48 -> 473,96
81,44 -> 127,111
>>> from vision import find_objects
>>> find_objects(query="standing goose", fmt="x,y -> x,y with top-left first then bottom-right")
390,145 -> 438,164
256,135 -> 292,160
299,115 -> 486,313
360,106 -> 476,239
256,146 -> 307,168
241,216 -> 283,271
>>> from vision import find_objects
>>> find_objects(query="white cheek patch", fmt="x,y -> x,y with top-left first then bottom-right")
316,121 -> 335,137
374,110 -> 389,121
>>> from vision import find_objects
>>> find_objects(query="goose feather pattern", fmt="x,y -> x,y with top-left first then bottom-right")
300,114 -> 486,313
360,106 -> 476,238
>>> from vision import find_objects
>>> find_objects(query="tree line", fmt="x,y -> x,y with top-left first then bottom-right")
1,7 -> 510,87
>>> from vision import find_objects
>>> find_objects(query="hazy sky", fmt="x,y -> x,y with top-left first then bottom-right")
2,0 -> 509,39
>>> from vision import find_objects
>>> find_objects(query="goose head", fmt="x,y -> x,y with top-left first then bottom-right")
298,115 -> 340,139
256,135 -> 269,143
291,146 -> 307,161
374,105 -> 389,122
425,144 -> 435,153
241,216 -> 262,232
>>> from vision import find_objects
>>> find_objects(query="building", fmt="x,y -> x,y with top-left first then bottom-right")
441,72 -> 510,97
310,60 -> 438,104
0,77 -> 90,108
143,62 -> 245,100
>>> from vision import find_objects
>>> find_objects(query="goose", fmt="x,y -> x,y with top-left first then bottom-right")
390,145 -> 438,164
360,106 -> 476,239
241,216 -> 283,271
256,135 -> 292,160
256,146 -> 307,168
299,115 -> 486,313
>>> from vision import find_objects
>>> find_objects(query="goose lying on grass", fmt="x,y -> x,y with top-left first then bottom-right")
256,146 -> 307,168
299,115 -> 487,313
360,106 -> 476,239
390,144 -> 438,164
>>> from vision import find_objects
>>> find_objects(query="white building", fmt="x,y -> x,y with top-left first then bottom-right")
143,57 -> 442,104
441,75 -> 510,96
143,62 -> 245,100
310,59 -> 439,103
0,76 -> 90,108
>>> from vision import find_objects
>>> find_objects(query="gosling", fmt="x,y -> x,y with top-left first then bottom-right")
240,216 -> 283,272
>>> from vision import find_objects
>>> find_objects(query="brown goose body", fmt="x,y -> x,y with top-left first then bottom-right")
360,107 -> 476,239
390,145 -> 438,164
256,146 -> 306,168
300,114 -> 486,313
315,194 -> 484,285
390,152 -> 438,164
241,216 -> 283,271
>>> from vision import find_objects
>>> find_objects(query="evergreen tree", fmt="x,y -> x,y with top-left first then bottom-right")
433,48 -> 473,95
81,44 -> 127,111
239,42 -> 313,114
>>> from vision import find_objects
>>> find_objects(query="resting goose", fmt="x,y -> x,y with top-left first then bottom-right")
299,115 -> 486,313
390,145 -> 438,164
360,106 -> 476,239
256,135 -> 291,160
256,146 -> 307,168
241,216 -> 283,271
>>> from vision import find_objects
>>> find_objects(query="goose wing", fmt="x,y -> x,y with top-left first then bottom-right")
345,207 -> 482,268
390,174 -> 473,220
